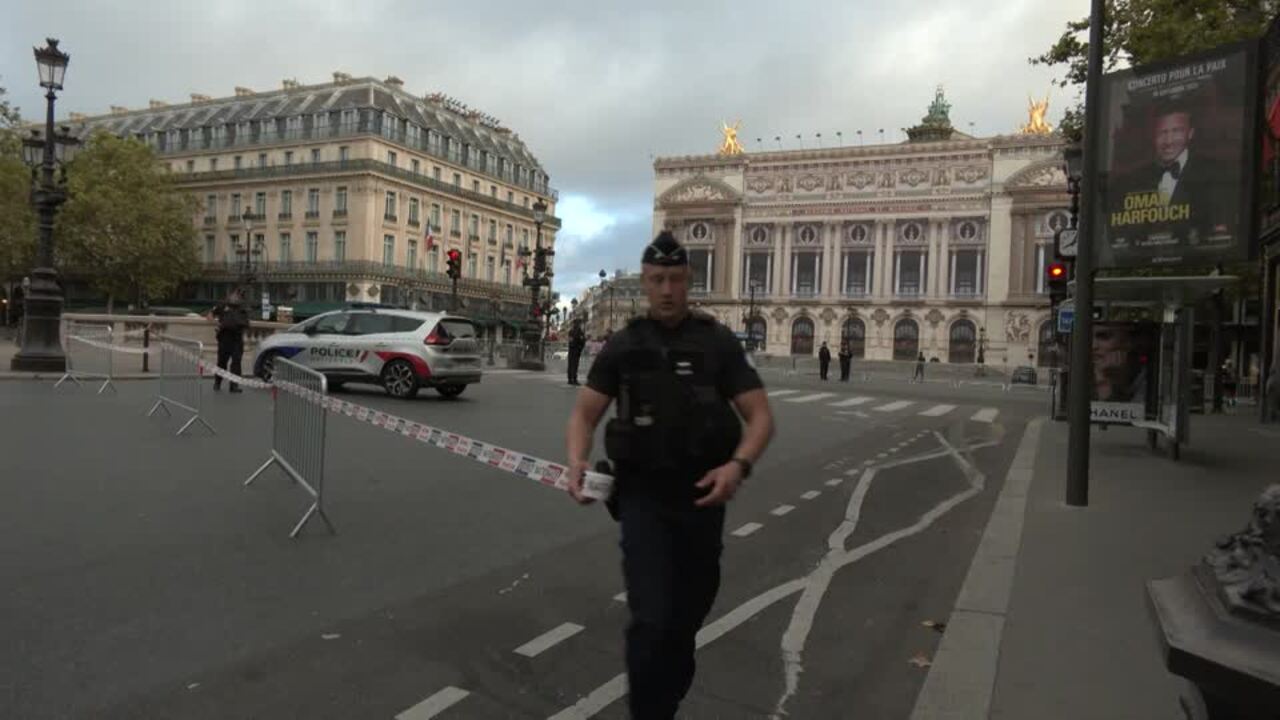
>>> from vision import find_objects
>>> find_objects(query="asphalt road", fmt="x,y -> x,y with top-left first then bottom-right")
0,362 -> 1047,719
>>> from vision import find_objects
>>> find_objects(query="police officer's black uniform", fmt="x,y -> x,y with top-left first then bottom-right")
211,299 -> 250,392
567,321 -> 586,386
587,234 -> 763,720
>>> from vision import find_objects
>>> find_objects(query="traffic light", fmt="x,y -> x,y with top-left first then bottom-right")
446,249 -> 462,280
1046,261 -> 1070,303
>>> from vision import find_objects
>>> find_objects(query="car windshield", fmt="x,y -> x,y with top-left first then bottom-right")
311,313 -> 355,334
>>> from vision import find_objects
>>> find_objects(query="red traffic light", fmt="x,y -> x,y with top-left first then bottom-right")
1047,262 -> 1067,280
447,249 -> 461,262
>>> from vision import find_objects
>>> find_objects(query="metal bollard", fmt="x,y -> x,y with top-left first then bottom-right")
142,326 -> 150,373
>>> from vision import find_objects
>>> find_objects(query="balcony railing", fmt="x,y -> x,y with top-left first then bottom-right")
197,259 -> 530,298
895,287 -> 923,297
175,159 -> 561,228
149,121 -> 559,201
384,213 -> 398,222
450,229 -> 461,237
333,208 -> 347,218
305,210 -> 320,219
842,288 -> 871,298
203,216 -> 216,225
408,218 -> 420,227
278,212 -> 292,221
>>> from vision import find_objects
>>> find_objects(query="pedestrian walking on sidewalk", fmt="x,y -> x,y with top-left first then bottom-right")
913,352 -> 926,383
838,342 -> 853,382
567,318 -> 586,386
818,342 -> 831,381
209,289 -> 250,393
566,231 -> 775,720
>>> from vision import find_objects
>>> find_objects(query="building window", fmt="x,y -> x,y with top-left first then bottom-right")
230,193 -> 241,216
486,256 -> 495,281
383,235 -> 396,265
387,150 -> 397,167
284,150 -> 293,166
504,261 -> 511,285
450,209 -> 461,235
204,235 -> 216,263
507,191 -> 514,204
228,234 -> 238,264
893,319 -> 920,361
431,203 -> 441,229
841,317 -> 866,358
467,253 -> 477,278
335,186 -> 347,214
339,146 -> 349,162
433,166 -> 442,181
952,249 -> 983,296
895,250 -> 926,296
790,317 -> 815,356
185,159 -> 194,173
453,173 -> 461,187
791,252 -> 820,296
469,214 -> 479,238
472,180 -> 481,193
490,185 -> 497,198
254,192 -> 266,218
280,190 -> 292,218
305,231 -> 318,263
307,189 -> 320,217
428,248 -> 438,273
949,320 -> 977,364
743,252 -> 771,295
384,191 -> 397,220
311,148 -> 321,164
488,219 -> 497,241
689,249 -> 712,294
1035,244 -> 1048,294
258,153 -> 267,168
204,194 -> 217,220
843,251 -> 873,296
279,233 -> 291,264
505,224 -> 513,245
409,198 -> 420,225
209,158 -> 218,172
234,155 -> 243,170
408,239 -> 418,269
334,231 -> 346,262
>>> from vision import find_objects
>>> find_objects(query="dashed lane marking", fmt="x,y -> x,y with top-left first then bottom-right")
768,389 -> 800,397
830,396 -> 875,407
395,686 -> 471,720
771,505 -> 796,517
785,392 -> 839,404
825,478 -> 844,487
874,400 -> 913,412
971,407 -> 1000,423
800,491 -> 822,500
513,622 -> 584,658
920,404 -> 957,417
732,522 -> 764,537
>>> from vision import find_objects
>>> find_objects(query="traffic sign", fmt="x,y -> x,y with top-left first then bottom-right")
1055,228 -> 1078,259
1057,306 -> 1075,334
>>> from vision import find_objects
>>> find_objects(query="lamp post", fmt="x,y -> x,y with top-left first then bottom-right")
488,290 -> 500,366
744,279 -> 761,350
518,197 -> 552,370
234,207 -> 265,307
12,39 -> 78,372
599,269 -> 616,332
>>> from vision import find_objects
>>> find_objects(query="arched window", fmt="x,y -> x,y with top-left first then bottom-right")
893,318 -> 919,361
746,316 -> 767,352
791,317 -> 815,356
1037,321 -> 1058,368
841,317 -> 866,359
949,320 -> 977,364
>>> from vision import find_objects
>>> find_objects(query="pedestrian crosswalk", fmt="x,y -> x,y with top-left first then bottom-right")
489,370 -> 1000,424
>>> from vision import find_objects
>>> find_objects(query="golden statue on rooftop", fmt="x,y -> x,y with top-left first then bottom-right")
1020,94 -> 1053,135
718,120 -> 745,156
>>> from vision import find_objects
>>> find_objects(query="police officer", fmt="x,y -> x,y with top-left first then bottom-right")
209,289 -> 250,393
566,231 -> 775,720
567,317 -> 587,386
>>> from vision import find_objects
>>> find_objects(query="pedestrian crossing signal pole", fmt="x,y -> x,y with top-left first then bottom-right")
1065,0 -> 1106,508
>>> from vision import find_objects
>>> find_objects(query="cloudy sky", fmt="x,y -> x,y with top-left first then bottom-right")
3,0 -> 1087,302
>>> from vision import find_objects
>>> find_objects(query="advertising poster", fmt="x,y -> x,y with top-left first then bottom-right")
1089,322 -> 1160,424
1099,42 -> 1258,268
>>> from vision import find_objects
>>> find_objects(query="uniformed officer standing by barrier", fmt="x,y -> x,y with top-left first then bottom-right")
566,231 -> 775,720
567,318 -> 586,386
208,289 -> 250,393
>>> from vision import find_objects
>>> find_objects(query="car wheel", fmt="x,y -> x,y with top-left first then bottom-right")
380,359 -> 420,399
257,350 -> 280,381
436,384 -> 466,399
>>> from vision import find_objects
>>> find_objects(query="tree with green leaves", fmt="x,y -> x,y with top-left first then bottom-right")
56,131 -> 199,313
1033,0 -> 1280,140
0,83 -> 34,325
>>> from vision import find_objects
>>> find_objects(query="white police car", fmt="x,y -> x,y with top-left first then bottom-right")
254,309 -> 482,399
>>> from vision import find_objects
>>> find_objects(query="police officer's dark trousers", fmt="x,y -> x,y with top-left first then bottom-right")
567,348 -> 583,384
618,484 -> 725,720
215,333 -> 244,390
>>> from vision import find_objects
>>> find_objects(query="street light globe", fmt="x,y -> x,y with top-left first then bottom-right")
1063,144 -> 1084,179
22,130 -> 42,167
34,38 -> 69,91
598,269 -> 606,281
242,207 -> 254,232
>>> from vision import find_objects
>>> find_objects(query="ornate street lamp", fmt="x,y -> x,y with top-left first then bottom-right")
12,39 -> 80,372
517,197 -> 552,370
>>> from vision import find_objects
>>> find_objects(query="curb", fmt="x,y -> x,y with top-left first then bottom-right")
909,416 -> 1046,720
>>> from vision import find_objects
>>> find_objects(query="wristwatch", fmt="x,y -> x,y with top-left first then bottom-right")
731,457 -> 753,479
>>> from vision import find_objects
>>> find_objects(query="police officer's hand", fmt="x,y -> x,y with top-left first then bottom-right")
566,459 -> 595,505
694,462 -> 743,507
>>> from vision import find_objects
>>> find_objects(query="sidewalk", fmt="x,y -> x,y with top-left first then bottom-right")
912,411 -> 1278,719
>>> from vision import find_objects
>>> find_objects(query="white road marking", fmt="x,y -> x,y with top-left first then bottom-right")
484,369 -> 531,376
920,404 -> 957,417
767,389 -> 800,397
876,452 -> 888,458
874,400 -> 913,412
613,592 -> 627,603
800,490 -> 821,500
971,407 -> 999,423
830,396 -> 874,407
785,392 -> 838,404
396,686 -> 471,719
825,478 -> 843,487
513,622 -> 584,658
732,522 -> 764,537
771,505 -> 796,516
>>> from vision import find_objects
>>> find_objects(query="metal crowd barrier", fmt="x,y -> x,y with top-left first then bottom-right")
56,321 -> 117,394
146,335 -> 216,436
244,357 -> 335,538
